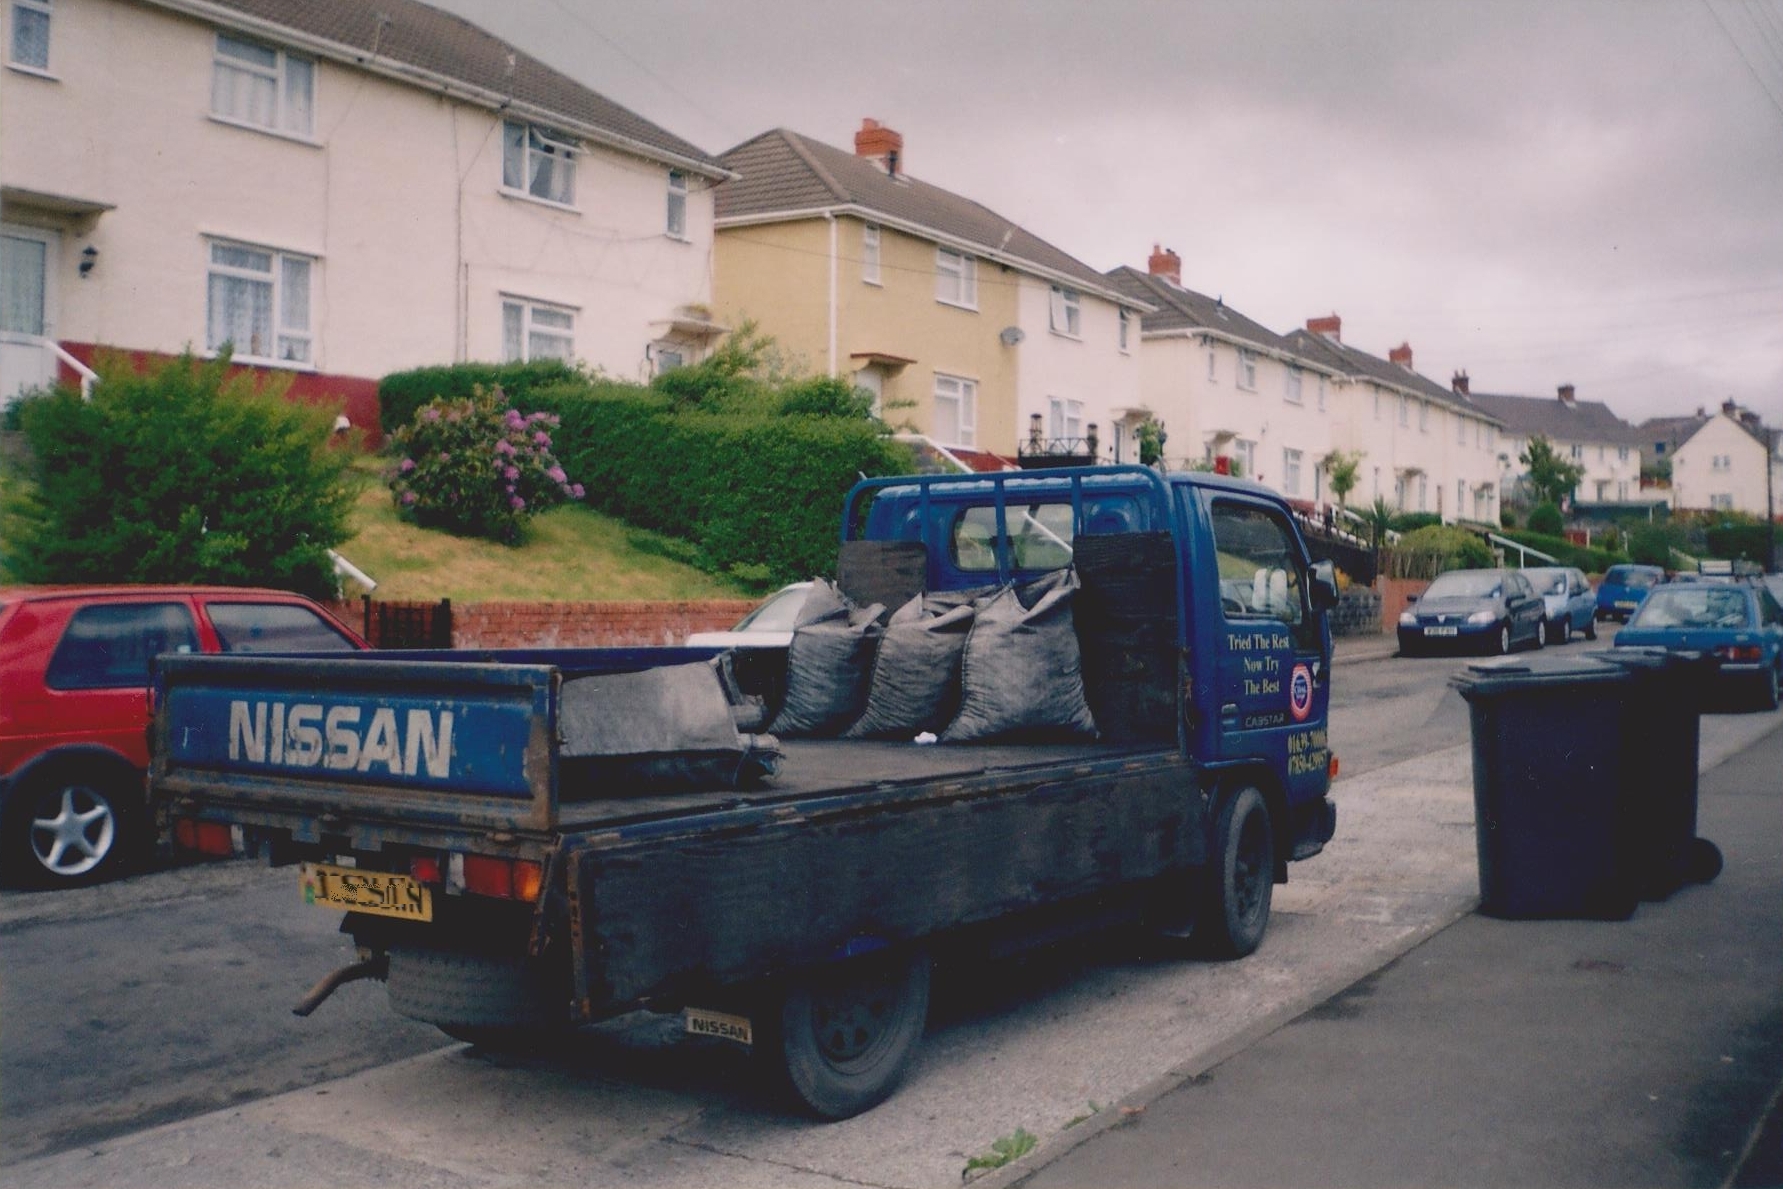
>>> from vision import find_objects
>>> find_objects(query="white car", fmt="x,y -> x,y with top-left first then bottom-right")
684,583 -> 813,649
1523,565 -> 1597,644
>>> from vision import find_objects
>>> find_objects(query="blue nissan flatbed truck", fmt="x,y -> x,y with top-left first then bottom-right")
150,465 -> 1339,1119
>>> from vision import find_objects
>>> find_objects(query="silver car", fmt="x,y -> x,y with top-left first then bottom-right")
1524,566 -> 1597,644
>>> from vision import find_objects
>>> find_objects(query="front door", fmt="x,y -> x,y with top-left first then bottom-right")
1,224 -> 59,405
1206,495 -> 1331,804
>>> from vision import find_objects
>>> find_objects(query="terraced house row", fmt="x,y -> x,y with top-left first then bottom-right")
6,0 -> 1774,518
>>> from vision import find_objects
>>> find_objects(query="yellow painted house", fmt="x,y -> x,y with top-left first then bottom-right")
714,120 -> 1151,467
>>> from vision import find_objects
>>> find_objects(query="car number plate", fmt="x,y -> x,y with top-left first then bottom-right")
684,1007 -> 753,1046
300,862 -> 432,922
1616,601 -> 1637,610
1424,626 -> 1459,637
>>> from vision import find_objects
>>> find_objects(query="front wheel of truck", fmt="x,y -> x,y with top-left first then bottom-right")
1197,786 -> 1275,960
762,948 -> 930,1119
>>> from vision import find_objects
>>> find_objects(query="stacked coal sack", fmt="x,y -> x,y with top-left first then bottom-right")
772,572 -> 1098,744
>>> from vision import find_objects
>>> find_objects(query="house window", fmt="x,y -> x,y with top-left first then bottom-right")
1617,481 -> 1628,500
1236,348 -> 1257,391
1710,493 -> 1734,510
1597,444 -> 1605,462
933,373 -> 977,446
1654,441 -> 1667,455
1285,367 -> 1303,406
1713,453 -> 1732,471
1418,475 -> 1428,510
501,297 -> 574,363
1049,286 -> 1081,337
1118,308 -> 1130,352
1596,480 -> 1610,500
502,120 -> 577,206
1373,389 -> 1381,420
1232,438 -> 1256,478
9,0 -> 50,70
205,240 -> 313,364
1049,397 -> 1083,441
1458,480 -> 1467,515
1399,395 -> 1410,427
1618,446 -> 1630,462
665,170 -> 687,238
1317,376 -> 1327,411
1570,443 -> 1583,460
1281,448 -> 1303,495
1458,415 -> 1468,445
654,345 -> 685,374
935,248 -> 977,308
862,223 -> 881,285
1419,401 -> 1429,432
1207,347 -> 1218,382
212,34 -> 314,137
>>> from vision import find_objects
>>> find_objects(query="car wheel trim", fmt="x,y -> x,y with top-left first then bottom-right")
30,784 -> 117,877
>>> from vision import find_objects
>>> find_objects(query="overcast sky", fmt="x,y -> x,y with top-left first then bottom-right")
432,0 -> 1783,430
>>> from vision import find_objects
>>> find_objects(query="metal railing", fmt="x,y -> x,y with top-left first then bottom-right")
1488,532 -> 1559,568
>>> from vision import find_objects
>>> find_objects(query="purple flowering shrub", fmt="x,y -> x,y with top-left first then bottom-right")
386,386 -> 584,543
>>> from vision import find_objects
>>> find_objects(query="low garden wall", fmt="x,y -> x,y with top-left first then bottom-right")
451,599 -> 756,649
1330,587 -> 1384,638
1378,576 -> 1431,634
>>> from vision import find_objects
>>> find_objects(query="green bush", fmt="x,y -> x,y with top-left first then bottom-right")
1,352 -> 358,599
1627,522 -> 1683,568
1527,501 -> 1563,536
1704,523 -> 1776,567
378,359 -> 579,437
1497,528 -> 1624,574
1388,512 -> 1443,533
1387,525 -> 1494,579
1500,507 -> 1517,529
386,387 -> 583,545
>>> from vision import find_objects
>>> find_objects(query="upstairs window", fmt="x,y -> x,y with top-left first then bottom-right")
1399,395 -> 1410,427
502,297 -> 574,362
1207,347 -> 1218,382
1118,308 -> 1131,351
862,223 -> 881,285
1284,367 -> 1303,405
935,248 -> 977,308
206,240 -> 313,365
1236,348 -> 1258,391
1419,401 -> 1429,432
9,0 -> 50,71
1458,414 -> 1468,445
503,121 -> 577,206
1049,286 -> 1081,337
665,170 -> 687,238
212,34 -> 313,137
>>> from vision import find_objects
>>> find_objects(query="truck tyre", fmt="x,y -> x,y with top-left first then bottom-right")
386,947 -> 565,1044
2,763 -> 134,888
1197,786 -> 1274,960
763,948 -> 930,1119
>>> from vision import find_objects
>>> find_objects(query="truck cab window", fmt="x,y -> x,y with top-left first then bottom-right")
1210,500 -> 1316,649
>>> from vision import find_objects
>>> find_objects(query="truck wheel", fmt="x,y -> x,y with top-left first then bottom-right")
386,947 -> 565,1038
763,948 -> 930,1119
1197,786 -> 1274,960
2,765 -> 135,888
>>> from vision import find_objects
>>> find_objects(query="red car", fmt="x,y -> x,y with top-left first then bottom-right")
0,586 -> 367,888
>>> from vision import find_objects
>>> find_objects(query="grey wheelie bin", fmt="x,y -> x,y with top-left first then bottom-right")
1452,654 -> 1639,920
1589,647 -> 1723,899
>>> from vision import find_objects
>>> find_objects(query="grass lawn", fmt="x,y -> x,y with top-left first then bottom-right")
339,476 -> 752,604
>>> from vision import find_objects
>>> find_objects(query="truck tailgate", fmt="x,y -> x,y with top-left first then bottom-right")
153,653 -> 558,835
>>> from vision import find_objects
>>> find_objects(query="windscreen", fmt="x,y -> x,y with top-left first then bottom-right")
1425,571 -> 1502,599
1630,587 -> 1751,629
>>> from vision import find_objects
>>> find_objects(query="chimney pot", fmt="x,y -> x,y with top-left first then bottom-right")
1558,384 -> 1576,404
853,118 -> 904,176
1306,314 -> 1341,343
1451,369 -> 1470,396
1722,398 -> 1738,416
1389,342 -> 1413,369
1147,244 -> 1181,286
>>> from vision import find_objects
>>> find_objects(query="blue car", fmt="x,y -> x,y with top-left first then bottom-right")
1398,567 -> 1547,656
1595,564 -> 1664,623
1614,580 -> 1783,711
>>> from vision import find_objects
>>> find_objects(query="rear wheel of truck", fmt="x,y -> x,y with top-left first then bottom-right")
1197,786 -> 1274,960
762,948 -> 930,1119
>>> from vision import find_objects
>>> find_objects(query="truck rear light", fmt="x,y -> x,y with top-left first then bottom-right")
458,854 -> 543,902
409,854 -> 443,884
173,819 -> 234,857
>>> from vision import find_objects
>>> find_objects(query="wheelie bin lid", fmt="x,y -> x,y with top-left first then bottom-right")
1450,651 -> 1632,702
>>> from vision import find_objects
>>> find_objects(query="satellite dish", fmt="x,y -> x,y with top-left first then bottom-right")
999,326 -> 1025,347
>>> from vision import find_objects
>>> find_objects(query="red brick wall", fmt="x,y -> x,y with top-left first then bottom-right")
1379,576 -> 1431,633
451,600 -> 758,649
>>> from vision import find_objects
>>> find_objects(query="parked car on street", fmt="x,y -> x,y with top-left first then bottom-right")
1524,566 -> 1597,644
1398,568 -> 1547,656
1613,580 -> 1783,711
684,582 -> 813,649
0,586 -> 366,888
1595,563 -> 1665,622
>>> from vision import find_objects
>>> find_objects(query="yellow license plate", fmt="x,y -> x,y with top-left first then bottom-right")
300,862 -> 433,922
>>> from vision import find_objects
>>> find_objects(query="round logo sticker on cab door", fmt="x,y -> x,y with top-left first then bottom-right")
1289,664 -> 1314,722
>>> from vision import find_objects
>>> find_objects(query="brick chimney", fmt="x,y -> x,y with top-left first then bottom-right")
854,118 -> 903,177
1722,398 -> 1739,416
1147,243 -> 1181,286
1306,314 -> 1341,343
1558,384 -> 1576,405
1389,342 -> 1413,369
1451,370 -> 1470,396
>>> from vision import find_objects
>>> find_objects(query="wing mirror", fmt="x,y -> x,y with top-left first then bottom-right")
1309,559 -> 1339,612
